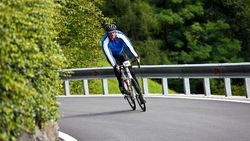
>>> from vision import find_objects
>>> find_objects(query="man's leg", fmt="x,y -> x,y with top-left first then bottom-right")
113,66 -> 129,94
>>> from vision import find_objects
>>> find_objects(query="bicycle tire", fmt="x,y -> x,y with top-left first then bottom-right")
131,79 -> 146,112
126,95 -> 136,110
136,94 -> 146,111
123,80 -> 136,110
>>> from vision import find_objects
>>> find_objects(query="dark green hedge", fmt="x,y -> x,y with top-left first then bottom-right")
0,0 -> 65,140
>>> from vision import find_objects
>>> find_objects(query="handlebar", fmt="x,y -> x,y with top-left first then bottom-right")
118,58 -> 141,70
131,58 -> 141,69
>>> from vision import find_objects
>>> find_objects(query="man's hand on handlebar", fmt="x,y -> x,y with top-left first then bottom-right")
136,57 -> 141,68
136,57 -> 140,64
115,64 -> 120,72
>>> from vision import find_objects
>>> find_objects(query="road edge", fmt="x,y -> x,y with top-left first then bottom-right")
58,131 -> 78,141
57,94 -> 250,104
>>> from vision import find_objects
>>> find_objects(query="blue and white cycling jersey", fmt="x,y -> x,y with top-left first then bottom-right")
101,30 -> 138,67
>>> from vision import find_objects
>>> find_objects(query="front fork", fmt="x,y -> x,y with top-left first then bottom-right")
126,67 -> 137,99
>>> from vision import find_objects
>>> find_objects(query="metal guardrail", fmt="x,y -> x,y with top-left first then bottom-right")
59,63 -> 250,98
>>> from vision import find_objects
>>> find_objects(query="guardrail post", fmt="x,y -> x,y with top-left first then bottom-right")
224,78 -> 232,97
102,79 -> 108,95
83,79 -> 89,95
204,78 -> 211,96
162,78 -> 168,95
142,78 -> 148,95
245,78 -> 250,98
184,78 -> 190,95
64,80 -> 70,96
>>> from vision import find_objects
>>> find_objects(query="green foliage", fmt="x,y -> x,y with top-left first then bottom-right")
147,79 -> 176,94
101,0 -> 131,17
68,78 -> 176,95
157,9 -> 184,25
203,0 -> 250,61
178,20 -> 243,63
211,79 -> 245,96
57,0 -> 109,68
56,0 -> 112,94
135,40 -> 171,65
107,78 -> 176,94
0,0 -> 65,140
102,0 -> 160,40
157,1 -> 243,64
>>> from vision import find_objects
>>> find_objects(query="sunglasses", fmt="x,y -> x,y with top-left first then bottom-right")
107,31 -> 116,35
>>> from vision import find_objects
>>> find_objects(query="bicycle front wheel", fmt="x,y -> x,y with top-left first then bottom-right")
136,94 -> 146,112
131,79 -> 146,112
126,95 -> 136,110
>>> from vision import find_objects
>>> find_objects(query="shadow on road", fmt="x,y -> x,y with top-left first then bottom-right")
61,109 -> 141,119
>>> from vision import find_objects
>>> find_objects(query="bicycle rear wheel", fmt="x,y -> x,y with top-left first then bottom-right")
126,95 -> 136,110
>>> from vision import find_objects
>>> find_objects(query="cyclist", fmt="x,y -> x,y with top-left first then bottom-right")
101,24 -> 140,95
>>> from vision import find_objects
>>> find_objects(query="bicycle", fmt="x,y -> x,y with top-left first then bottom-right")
120,59 -> 146,112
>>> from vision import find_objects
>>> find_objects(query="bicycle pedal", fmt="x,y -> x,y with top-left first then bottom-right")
123,95 -> 128,99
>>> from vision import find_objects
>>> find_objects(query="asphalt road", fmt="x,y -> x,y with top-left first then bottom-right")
58,96 -> 250,141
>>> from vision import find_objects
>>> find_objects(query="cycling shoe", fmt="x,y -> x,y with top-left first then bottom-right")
119,86 -> 129,95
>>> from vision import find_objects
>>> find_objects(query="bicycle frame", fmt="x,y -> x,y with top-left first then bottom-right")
120,60 -> 136,99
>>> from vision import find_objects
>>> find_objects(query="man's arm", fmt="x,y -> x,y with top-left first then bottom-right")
102,37 -> 116,67
116,33 -> 138,58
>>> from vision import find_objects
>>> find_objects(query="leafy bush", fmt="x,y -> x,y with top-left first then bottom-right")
57,0 -> 110,68
0,0 -> 65,140
56,0 -> 112,95
211,79 -> 246,96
